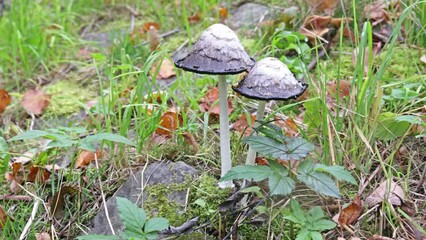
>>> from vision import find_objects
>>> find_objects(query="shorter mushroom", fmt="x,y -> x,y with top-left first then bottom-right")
232,57 -> 308,165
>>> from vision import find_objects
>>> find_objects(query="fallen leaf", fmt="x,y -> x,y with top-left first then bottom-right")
182,132 -> 199,152
155,109 -> 181,137
365,179 -> 405,207
199,87 -> 233,117
305,0 -> 339,15
27,166 -> 51,184
51,185 -> 78,219
21,89 -> 51,115
338,195 -> 363,228
36,232 -> 51,240
364,0 -> 400,25
0,89 -> 11,115
327,80 -> 351,98
149,132 -> 170,145
76,150 -> 103,168
219,7 -> 228,20
0,204 -> 8,228
255,156 -> 268,165
368,235 -> 394,240
188,13 -> 201,24
420,55 -> 426,64
14,150 -> 36,165
232,113 -> 256,136
150,59 -> 176,79
300,15 -> 352,42
274,117 -> 299,137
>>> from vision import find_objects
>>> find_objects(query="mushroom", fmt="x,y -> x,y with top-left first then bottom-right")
174,23 -> 255,188
232,57 -> 308,165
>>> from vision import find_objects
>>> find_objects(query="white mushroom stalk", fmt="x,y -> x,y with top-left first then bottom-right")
232,57 -> 308,166
174,24 -> 255,188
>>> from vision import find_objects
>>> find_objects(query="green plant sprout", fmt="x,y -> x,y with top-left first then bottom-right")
77,197 -> 169,240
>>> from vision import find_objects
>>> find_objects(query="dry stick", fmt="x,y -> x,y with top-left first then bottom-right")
162,217 -> 200,235
94,153 -> 116,235
19,198 -> 40,240
0,194 -> 32,201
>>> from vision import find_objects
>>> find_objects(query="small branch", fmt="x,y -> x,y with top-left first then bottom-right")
0,195 -> 32,202
162,217 -> 200,235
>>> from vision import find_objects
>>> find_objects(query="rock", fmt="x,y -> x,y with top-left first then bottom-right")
86,161 -> 197,236
230,3 -> 274,30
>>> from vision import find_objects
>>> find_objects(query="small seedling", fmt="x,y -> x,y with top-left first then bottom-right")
77,197 -> 169,240
284,199 -> 336,240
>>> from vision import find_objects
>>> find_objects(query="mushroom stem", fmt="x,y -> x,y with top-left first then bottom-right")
218,75 -> 234,188
245,101 -> 266,165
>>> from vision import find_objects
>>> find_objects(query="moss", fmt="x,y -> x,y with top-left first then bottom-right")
321,46 -> 355,81
375,45 -> 426,82
44,80 -> 95,116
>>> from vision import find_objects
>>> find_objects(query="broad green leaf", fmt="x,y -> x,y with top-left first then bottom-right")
295,229 -> 310,240
297,161 -> 340,198
243,136 -> 314,160
193,198 -> 206,208
240,186 -> 265,198
395,115 -> 424,125
306,219 -> 337,231
80,139 -> 96,152
9,130 -> 50,141
314,164 -> 357,185
256,123 -> 288,142
0,137 -> 10,161
220,165 -> 271,182
144,218 -> 169,233
309,231 -> 324,240
288,199 -> 306,223
116,197 -> 146,236
76,235 -> 120,240
85,133 -> 135,146
146,232 -> 159,240
375,112 -> 411,141
304,98 -> 322,130
306,206 -> 325,222
268,161 -> 295,196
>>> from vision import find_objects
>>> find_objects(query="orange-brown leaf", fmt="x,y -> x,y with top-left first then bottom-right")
143,22 -> 160,31
305,0 -> 339,15
338,195 -> 363,227
21,89 -> 51,115
199,87 -> 233,116
232,113 -> 256,136
27,166 -> 51,184
219,7 -> 228,20
76,150 -> 103,168
188,13 -> 201,24
155,110 -> 181,136
150,59 -> 176,79
255,157 -> 268,165
0,204 -> 8,228
327,80 -> 351,99
0,89 -> 11,115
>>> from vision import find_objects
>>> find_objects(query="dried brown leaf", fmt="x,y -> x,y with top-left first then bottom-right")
305,0 -> 339,15
232,113 -> 256,136
150,59 -> 176,79
76,150 -> 103,168
21,89 -> 51,115
155,109 -> 182,137
51,185 -> 78,219
199,87 -> 233,116
36,232 -> 51,240
0,204 -> 8,228
0,89 -> 11,115
188,13 -> 201,24
365,179 -> 404,207
338,195 -> 363,228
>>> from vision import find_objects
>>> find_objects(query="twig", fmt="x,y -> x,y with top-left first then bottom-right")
29,113 -> 35,130
0,194 -> 32,201
162,217 -> 200,235
19,199 -> 40,240
94,154 -> 116,235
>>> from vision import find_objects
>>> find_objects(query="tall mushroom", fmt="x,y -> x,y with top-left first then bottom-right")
232,57 -> 308,165
174,24 -> 255,188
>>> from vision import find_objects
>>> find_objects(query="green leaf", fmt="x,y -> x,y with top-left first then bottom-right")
268,161 -> 295,196
297,161 -> 340,198
76,235 -> 120,240
240,186 -> 265,198
0,137 -> 10,164
375,112 -> 411,141
395,115 -> 424,125
295,229 -> 310,240
306,206 -> 325,222
306,219 -> 337,231
309,231 -> 324,240
144,218 -> 169,233
8,130 -> 50,141
287,199 -> 306,223
116,197 -> 146,236
314,164 -> 357,185
220,165 -> 272,182
84,133 -> 135,146
256,123 -> 288,142
243,136 -> 314,160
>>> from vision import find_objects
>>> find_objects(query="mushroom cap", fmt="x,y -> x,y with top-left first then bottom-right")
174,24 -> 255,75
232,57 -> 308,101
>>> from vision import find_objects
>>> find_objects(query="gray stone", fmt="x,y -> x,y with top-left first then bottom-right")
86,161 -> 197,236
230,3 -> 274,30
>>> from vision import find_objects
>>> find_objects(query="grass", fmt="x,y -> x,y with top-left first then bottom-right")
0,0 -> 425,239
